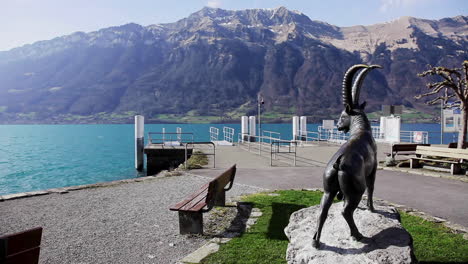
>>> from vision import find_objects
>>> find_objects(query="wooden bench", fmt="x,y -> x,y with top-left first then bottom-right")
0,227 -> 43,264
410,146 -> 468,175
170,165 -> 237,234
385,143 -> 430,159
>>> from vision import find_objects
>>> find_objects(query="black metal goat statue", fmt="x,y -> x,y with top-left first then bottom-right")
312,64 -> 382,249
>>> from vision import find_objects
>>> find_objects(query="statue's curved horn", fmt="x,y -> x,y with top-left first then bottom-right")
342,64 -> 368,107
351,65 -> 382,106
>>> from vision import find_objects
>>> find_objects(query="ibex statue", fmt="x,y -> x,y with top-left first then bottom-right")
312,64 -> 382,249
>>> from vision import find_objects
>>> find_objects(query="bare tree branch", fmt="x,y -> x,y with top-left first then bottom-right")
417,62 -> 468,148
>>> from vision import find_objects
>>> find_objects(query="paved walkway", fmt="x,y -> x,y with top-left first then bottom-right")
194,143 -> 468,228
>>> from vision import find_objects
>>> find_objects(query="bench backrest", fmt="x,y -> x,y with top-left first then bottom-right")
212,164 -> 236,194
0,227 -> 42,264
392,143 -> 430,152
205,165 -> 237,208
416,146 -> 468,160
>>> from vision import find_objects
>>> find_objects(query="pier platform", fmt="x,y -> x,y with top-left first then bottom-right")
144,143 -> 193,175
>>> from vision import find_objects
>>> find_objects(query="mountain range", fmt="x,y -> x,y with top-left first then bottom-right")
0,7 -> 466,123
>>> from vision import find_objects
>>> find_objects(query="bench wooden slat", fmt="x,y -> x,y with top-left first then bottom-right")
393,144 -> 429,152
387,143 -> 430,158
4,247 -> 40,264
0,227 -> 42,264
411,157 -> 459,164
179,191 -> 209,212
170,183 -> 209,211
416,147 -> 468,160
417,146 -> 468,155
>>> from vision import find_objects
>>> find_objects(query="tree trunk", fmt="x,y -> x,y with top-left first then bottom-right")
458,105 -> 467,149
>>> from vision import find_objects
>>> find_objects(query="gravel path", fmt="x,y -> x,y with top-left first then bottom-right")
0,173 -> 265,264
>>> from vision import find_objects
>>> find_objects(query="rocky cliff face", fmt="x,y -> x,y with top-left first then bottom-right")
0,7 -> 466,123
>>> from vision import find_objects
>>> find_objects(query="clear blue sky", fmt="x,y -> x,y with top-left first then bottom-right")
1,0 -> 466,51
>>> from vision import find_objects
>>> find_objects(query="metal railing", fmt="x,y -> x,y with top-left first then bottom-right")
317,125 -> 429,144
237,133 -> 297,166
270,140 -> 297,166
297,130 -> 319,143
237,134 -> 265,155
262,130 -> 281,144
400,130 -> 429,144
372,126 -> 384,140
148,132 -> 194,146
210,127 -> 219,142
176,127 -> 182,142
184,142 -> 216,169
317,126 -> 384,143
223,126 -> 235,143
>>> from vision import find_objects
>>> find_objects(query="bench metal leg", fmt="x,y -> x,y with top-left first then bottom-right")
178,211 -> 203,234
214,190 -> 226,206
410,158 -> 420,169
451,164 -> 461,175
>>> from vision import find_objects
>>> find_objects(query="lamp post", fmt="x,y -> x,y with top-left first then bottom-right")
441,100 -> 444,144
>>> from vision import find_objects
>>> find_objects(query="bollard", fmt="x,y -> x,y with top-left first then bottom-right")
241,116 -> 249,142
292,116 -> 299,141
135,115 -> 144,171
300,116 -> 307,141
249,116 -> 256,142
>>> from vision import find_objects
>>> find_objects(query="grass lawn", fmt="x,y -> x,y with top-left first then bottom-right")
201,190 -> 468,264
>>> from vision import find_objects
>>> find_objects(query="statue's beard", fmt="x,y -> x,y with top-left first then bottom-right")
338,126 -> 349,133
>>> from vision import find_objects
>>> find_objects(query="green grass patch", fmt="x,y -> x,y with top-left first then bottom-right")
185,150 -> 209,169
202,190 -> 468,264
202,190 -> 323,264
153,114 -> 221,123
400,212 -> 468,263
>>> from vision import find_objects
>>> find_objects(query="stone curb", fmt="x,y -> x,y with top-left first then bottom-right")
379,165 -> 468,183
0,173 -> 176,202
179,203 -> 263,264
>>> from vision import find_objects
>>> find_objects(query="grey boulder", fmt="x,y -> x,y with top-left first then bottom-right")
284,202 -> 417,264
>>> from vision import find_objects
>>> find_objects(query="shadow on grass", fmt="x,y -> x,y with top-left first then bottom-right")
211,202 -> 253,239
267,202 -> 306,240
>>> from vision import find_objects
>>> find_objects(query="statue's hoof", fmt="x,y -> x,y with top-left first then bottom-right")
351,233 -> 364,241
312,240 -> 320,249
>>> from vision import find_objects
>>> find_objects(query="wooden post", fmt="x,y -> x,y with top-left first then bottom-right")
135,115 -> 144,171
178,211 -> 203,234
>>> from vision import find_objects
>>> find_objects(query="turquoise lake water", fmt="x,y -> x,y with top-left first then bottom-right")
0,123 -> 461,195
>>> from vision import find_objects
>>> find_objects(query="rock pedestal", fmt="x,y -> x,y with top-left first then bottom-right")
284,202 -> 417,264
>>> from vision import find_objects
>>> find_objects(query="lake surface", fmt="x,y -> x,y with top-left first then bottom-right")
0,123 -> 461,195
